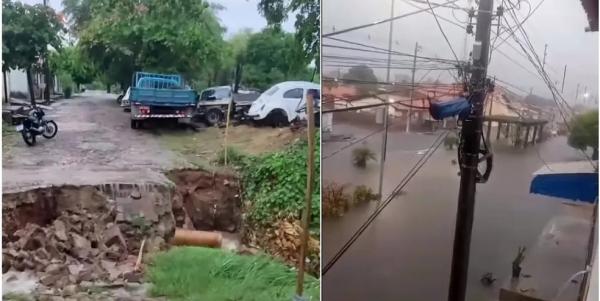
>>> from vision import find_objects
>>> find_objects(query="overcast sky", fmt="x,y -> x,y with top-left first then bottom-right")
322,0 -> 598,102
21,0 -> 295,38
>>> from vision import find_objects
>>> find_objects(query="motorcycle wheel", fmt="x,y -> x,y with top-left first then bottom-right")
42,121 -> 58,139
21,130 -> 36,146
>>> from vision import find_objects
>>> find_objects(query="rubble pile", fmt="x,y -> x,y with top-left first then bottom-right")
3,205 -> 143,290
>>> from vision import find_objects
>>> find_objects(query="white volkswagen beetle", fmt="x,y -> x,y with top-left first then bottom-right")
247,81 -> 320,126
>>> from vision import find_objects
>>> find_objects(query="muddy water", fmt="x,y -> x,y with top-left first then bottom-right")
322,121 -> 587,301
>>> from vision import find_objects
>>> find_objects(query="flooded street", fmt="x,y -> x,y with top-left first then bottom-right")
322,120 -> 588,301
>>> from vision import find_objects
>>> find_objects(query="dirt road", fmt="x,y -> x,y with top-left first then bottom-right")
3,92 -> 190,193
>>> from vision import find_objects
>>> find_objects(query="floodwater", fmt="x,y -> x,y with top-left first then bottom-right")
322,116 -> 589,301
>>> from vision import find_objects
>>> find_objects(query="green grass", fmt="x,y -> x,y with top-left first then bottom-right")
3,121 -> 18,160
3,293 -> 33,301
147,247 -> 320,301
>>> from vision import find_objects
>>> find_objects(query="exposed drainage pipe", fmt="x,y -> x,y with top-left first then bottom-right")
171,229 -> 222,248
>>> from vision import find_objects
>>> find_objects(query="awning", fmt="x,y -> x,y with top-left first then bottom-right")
530,161 -> 598,203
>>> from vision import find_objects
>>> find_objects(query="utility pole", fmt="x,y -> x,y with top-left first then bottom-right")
542,44 -> 548,71
561,65 -> 567,93
448,0 -> 494,300
529,87 -> 533,95
406,42 -> 419,133
377,0 -> 394,201
575,83 -> 580,103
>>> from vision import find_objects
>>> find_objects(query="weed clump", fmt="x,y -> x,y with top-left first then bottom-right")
352,146 -> 376,168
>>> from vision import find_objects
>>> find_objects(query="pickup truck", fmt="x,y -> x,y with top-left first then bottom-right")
129,72 -> 198,129
196,85 -> 259,125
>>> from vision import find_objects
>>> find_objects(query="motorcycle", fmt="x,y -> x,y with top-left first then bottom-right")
15,106 -> 58,146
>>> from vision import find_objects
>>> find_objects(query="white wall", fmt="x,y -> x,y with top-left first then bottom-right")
8,69 -> 29,95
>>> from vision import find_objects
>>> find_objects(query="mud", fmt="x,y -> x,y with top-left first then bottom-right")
167,169 -> 242,233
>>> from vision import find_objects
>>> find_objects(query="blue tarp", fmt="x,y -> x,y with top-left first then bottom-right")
530,161 -> 598,203
429,97 -> 471,121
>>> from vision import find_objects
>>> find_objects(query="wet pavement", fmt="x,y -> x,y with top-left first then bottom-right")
322,119 -> 592,301
3,92 -> 191,193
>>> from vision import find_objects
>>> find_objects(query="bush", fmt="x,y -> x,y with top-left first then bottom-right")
444,134 -> 459,150
352,185 -> 379,204
216,146 -> 246,166
237,132 -> 320,229
64,86 -> 72,99
352,146 -> 376,168
322,182 -> 350,217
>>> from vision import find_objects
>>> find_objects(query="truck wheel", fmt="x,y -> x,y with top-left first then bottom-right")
205,109 -> 223,126
266,109 -> 288,127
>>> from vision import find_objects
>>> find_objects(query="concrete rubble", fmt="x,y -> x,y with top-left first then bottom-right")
3,206 -> 143,290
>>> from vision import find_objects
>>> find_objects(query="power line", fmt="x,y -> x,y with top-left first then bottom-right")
425,0 -> 461,63
322,130 -> 450,275
322,0 -> 459,38
324,37 -> 459,63
502,3 -> 596,168
322,128 -> 385,160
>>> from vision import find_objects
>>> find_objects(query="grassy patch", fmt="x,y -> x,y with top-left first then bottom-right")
158,125 -> 304,168
3,121 -> 18,160
3,293 -> 33,301
147,247 -> 319,301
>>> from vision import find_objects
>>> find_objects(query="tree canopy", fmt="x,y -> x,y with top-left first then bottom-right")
568,110 -> 598,159
343,65 -> 378,95
76,0 -> 224,89
243,28 -> 309,90
2,1 -> 64,71
257,0 -> 319,72
49,46 -> 96,89
60,0 -> 316,92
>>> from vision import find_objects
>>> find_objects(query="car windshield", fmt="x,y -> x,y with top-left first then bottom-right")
213,88 -> 231,99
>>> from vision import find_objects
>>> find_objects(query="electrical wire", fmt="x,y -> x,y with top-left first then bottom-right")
322,130 -> 450,275
322,0 -> 460,38
425,0 -> 461,64
501,4 -> 596,168
324,37 -> 460,64
322,128 -> 385,160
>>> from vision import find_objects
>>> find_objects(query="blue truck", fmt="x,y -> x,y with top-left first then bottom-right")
129,72 -> 198,129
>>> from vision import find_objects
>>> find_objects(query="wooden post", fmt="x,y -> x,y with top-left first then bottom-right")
223,99 -> 233,165
524,126 -> 531,148
515,125 -> 521,147
505,123 -> 510,139
496,122 -> 502,140
296,93 -> 315,299
538,124 -> 545,142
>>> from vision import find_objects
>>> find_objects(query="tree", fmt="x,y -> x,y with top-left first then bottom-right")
229,28 -> 253,92
49,46 -> 96,91
3,0 -> 64,105
568,110 -> 598,159
243,28 -> 307,90
257,0 -> 319,78
77,0 -> 224,92
62,0 -> 94,35
343,65 -> 378,96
